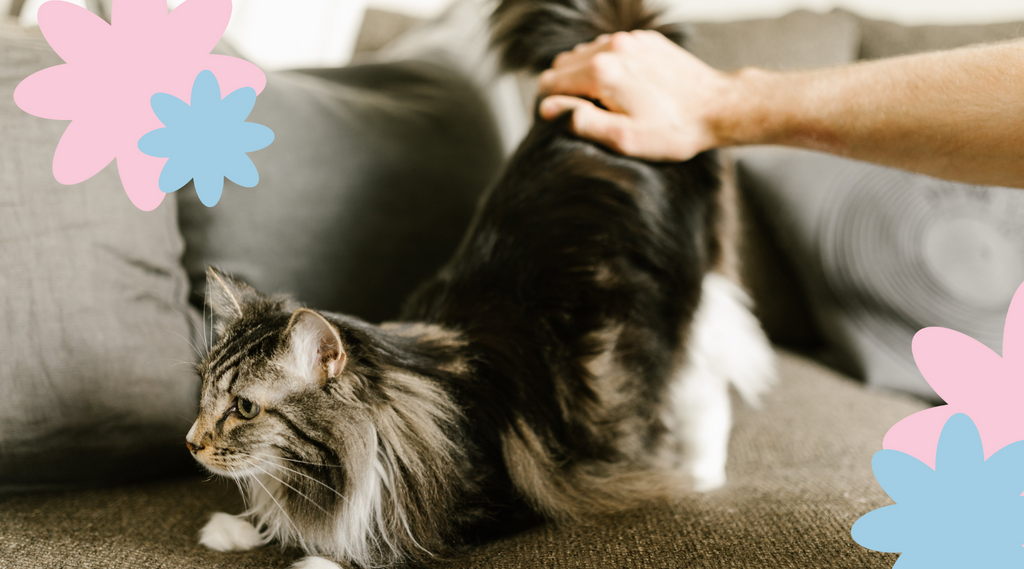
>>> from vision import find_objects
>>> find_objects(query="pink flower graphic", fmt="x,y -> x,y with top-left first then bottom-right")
13,0 -> 266,211
883,280 -> 1024,469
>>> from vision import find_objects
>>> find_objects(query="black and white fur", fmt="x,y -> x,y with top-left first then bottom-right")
187,0 -> 775,567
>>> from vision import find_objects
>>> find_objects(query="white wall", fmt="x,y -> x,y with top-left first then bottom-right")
367,0 -> 453,19
12,0 -> 366,71
222,0 -> 366,71
369,0 -> 1024,25
13,0 -> 1024,70
17,0 -> 88,27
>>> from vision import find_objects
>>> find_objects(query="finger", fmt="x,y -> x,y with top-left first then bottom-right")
539,95 -> 589,120
567,102 -> 632,152
540,97 -> 634,154
551,33 -> 613,69
541,57 -> 631,114
538,59 -> 601,99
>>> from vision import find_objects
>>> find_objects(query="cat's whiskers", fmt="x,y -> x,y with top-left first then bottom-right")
249,462 -> 332,517
164,328 -> 205,360
237,477 -> 260,521
241,452 -> 349,504
247,471 -> 308,552
233,477 -> 249,512
202,295 -> 210,354
144,357 -> 199,369
264,450 -> 346,469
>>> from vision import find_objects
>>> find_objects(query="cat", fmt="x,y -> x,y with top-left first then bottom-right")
185,0 -> 775,567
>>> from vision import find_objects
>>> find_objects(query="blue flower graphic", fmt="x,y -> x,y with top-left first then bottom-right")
852,413 -> 1024,568
138,70 -> 274,207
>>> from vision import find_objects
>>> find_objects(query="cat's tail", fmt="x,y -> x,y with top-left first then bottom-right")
502,418 -> 690,522
490,0 -> 685,74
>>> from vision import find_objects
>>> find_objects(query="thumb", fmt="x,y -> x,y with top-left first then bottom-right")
540,95 -> 631,153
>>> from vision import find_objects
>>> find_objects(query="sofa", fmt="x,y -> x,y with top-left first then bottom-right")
2,4 -> 1022,568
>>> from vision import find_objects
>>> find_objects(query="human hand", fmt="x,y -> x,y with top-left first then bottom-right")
538,30 -> 736,161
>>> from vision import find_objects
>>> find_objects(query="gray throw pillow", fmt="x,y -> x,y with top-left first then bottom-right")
687,9 -> 861,71
737,147 -> 1024,401
177,59 -> 504,323
0,30 -> 200,490
857,16 -> 1024,61
686,9 -> 862,349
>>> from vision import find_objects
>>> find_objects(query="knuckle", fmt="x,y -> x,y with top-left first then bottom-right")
639,29 -> 660,43
589,53 -> 619,81
609,31 -> 633,51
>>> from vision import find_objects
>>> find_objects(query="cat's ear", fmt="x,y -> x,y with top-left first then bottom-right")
206,267 -> 262,327
286,308 -> 346,383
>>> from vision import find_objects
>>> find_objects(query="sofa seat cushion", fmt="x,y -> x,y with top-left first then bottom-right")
0,350 -> 926,567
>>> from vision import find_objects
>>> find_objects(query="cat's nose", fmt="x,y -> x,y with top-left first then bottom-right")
185,421 -> 205,454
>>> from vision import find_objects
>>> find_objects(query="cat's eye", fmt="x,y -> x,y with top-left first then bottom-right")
236,397 -> 260,419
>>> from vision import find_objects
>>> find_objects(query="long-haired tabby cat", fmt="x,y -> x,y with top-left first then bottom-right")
187,0 -> 775,567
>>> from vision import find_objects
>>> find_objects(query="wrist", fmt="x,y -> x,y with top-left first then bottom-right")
707,67 -> 778,148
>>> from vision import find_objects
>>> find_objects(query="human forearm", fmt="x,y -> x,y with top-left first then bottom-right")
540,33 -> 1024,188
718,42 -> 1024,187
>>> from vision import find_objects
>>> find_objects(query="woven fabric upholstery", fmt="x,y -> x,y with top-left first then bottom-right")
736,148 -> 1024,401
0,351 -> 925,568
7,7 -> 1013,568
176,58 -> 505,324
857,16 -> 1024,59
0,27 -> 199,492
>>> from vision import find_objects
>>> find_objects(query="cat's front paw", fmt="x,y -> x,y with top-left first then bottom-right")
291,557 -> 344,569
691,467 -> 726,493
199,512 -> 262,552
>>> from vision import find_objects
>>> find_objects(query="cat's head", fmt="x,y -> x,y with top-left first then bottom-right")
186,269 -> 465,563
186,268 -> 365,481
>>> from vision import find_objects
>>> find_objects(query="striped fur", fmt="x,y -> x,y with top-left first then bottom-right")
187,0 -> 774,565
190,277 -> 472,565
